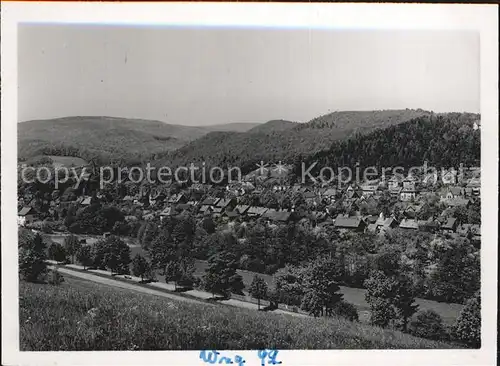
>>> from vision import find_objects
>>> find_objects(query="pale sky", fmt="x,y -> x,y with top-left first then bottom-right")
18,25 -> 479,125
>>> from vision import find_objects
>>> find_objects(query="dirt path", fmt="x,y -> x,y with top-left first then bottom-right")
51,264 -> 307,318
55,267 -> 209,305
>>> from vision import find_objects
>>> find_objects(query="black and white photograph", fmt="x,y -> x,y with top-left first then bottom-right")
1,3 -> 498,366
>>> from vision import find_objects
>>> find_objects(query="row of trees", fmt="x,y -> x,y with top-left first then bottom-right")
18,228 -> 480,347
40,209 -> 480,307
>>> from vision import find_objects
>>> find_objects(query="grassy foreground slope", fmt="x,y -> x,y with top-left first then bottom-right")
20,277 -> 456,351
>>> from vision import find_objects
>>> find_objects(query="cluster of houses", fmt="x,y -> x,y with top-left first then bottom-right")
329,212 -> 480,243
17,164 -> 481,245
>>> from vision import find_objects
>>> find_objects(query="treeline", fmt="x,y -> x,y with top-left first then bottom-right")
19,141 -> 154,167
133,215 -> 479,305
295,113 -> 480,178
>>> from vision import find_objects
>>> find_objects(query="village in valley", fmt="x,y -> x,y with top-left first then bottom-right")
17,159 -> 481,243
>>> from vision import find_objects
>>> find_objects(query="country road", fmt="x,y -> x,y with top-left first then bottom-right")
54,266 -> 210,306
50,264 -> 308,318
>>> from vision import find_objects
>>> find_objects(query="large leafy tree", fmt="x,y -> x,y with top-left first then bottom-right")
273,264 -> 307,307
427,241 -> 480,304
249,275 -> 268,310
103,236 -> 131,274
19,233 -> 47,282
409,310 -> 446,341
300,258 -> 343,317
48,242 -> 68,263
149,233 -> 175,275
203,251 -> 244,298
63,234 -> 81,263
452,292 -> 481,347
364,270 -> 418,331
132,254 -> 151,281
76,245 -> 93,270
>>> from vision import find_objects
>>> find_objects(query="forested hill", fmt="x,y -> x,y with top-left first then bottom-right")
294,112 -> 481,178
17,116 -> 259,165
156,109 -> 432,171
247,119 -> 298,133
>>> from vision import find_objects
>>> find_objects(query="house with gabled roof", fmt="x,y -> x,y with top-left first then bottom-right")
457,223 -> 471,236
310,211 -> 327,223
303,191 -> 318,203
360,185 -> 377,198
247,206 -> 268,218
263,209 -> 293,223
440,186 -> 465,202
387,175 -> 403,190
333,215 -> 367,232
344,185 -> 360,200
18,206 -> 37,226
400,188 -> 417,202
149,190 -> 166,206
201,197 -> 221,207
235,204 -> 250,215
374,213 -> 399,233
402,175 -> 418,190
403,202 -> 425,218
367,223 -> 378,233
199,205 -> 214,215
399,219 -> 419,230
466,177 -> 481,196
441,170 -> 457,185
211,206 -> 224,217
422,172 -> 438,186
168,193 -> 187,205
223,209 -> 240,221
216,198 -> 237,211
80,196 -> 94,206
389,186 -> 403,198
363,215 -> 378,225
441,217 -> 459,233
159,207 -> 174,220
445,197 -> 471,208
321,188 -> 337,199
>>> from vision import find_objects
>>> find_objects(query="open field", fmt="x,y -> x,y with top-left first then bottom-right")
19,277 -> 458,350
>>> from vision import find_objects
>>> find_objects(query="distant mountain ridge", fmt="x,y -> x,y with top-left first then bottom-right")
19,109 -> 444,169
18,116 -> 260,164
158,109 -> 433,170
248,120 -> 298,134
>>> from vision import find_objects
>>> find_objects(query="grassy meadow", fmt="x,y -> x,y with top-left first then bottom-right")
19,276 -> 458,351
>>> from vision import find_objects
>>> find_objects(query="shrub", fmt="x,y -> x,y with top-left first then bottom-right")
47,268 -> 65,286
331,301 -> 359,322
48,243 -> 68,263
409,310 -> 445,340
40,220 -> 54,234
452,293 -> 481,348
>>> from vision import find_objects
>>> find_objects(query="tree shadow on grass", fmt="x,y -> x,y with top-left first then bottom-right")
206,295 -> 229,302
